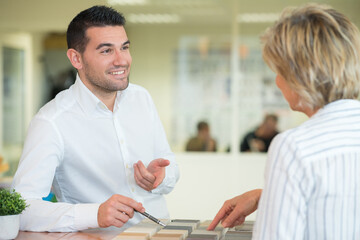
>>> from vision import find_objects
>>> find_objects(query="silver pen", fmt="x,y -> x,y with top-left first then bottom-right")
135,210 -> 167,227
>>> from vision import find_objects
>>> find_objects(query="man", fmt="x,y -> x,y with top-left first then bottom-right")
12,5 -> 179,232
240,114 -> 279,152
185,121 -> 217,152
209,3 -> 360,239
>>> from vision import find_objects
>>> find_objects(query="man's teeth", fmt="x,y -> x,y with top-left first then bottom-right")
110,71 -> 124,75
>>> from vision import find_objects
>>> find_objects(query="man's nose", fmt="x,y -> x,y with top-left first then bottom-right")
113,50 -> 128,66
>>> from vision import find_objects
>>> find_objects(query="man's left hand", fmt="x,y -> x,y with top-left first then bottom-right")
133,158 -> 170,191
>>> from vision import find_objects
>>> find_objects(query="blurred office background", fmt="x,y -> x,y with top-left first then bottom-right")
0,0 -> 359,220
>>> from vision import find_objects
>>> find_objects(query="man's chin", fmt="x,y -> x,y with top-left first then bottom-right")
117,77 -> 130,91
120,82 -> 129,91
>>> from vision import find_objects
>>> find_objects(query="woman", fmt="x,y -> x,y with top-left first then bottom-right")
209,3 -> 360,239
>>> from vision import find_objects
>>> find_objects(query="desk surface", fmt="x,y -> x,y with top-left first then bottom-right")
16,228 -> 123,240
15,221 -> 254,240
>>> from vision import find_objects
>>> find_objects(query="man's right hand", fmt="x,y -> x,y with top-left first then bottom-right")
97,194 -> 145,228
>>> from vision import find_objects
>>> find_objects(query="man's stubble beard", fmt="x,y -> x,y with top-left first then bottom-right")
82,59 -> 130,93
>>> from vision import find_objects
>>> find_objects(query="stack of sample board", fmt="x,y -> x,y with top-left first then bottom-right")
112,219 -> 254,240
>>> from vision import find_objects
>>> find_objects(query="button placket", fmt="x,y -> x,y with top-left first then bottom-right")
112,114 -> 135,194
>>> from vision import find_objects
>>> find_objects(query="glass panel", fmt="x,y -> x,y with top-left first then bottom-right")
236,37 -> 288,153
2,47 -> 25,176
172,36 -> 231,152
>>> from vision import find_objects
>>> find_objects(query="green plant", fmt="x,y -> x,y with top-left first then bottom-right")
0,189 -> 28,216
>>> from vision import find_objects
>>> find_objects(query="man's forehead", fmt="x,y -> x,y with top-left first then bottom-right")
85,26 -> 128,43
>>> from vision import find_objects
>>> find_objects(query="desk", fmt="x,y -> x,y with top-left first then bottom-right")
15,220 -> 253,240
16,228 -> 123,240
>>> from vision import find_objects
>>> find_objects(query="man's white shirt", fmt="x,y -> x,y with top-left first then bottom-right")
12,75 -> 179,232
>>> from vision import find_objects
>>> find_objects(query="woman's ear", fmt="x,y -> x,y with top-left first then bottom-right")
67,49 -> 82,70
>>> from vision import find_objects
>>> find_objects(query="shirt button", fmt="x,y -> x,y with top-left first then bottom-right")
120,140 -> 124,144
126,164 -> 130,169
131,187 -> 135,192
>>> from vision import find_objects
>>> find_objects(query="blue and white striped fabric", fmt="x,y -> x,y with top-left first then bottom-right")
253,99 -> 360,240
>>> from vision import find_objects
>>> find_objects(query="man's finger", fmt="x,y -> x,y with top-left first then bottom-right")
115,194 -> 145,213
134,164 -> 153,186
114,210 -> 130,223
135,161 -> 156,182
153,174 -> 164,188
114,201 -> 134,218
156,158 -> 170,168
134,172 -> 152,191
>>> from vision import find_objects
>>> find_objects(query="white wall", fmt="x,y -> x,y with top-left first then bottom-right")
165,153 -> 267,221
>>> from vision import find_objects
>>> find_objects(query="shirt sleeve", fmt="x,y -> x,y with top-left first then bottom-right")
252,132 -> 307,240
18,199 -> 100,232
12,116 -> 100,232
147,96 -> 180,195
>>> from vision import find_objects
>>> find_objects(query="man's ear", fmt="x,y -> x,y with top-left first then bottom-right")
67,49 -> 82,70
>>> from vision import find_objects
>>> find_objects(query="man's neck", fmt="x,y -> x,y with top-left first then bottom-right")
79,75 -> 117,112
98,92 -> 117,112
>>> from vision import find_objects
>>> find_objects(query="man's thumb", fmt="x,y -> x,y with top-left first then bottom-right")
157,159 -> 170,167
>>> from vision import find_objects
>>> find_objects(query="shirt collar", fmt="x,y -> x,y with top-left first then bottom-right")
312,99 -> 360,119
73,74 -> 125,116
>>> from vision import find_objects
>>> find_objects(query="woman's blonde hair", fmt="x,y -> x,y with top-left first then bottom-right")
262,3 -> 360,110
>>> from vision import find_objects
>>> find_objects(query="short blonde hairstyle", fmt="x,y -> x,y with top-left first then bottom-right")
262,3 -> 360,110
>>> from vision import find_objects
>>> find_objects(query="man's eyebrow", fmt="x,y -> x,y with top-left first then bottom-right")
96,43 -> 113,50
123,40 -> 130,46
95,40 -> 130,50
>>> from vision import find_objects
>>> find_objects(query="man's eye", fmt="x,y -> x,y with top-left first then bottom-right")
101,49 -> 113,54
121,45 -> 130,51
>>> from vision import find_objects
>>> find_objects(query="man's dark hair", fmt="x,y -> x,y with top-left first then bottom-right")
264,114 -> 278,123
197,121 -> 209,131
66,5 -> 126,53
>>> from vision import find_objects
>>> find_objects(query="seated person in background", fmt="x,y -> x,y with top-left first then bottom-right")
240,114 -> 279,152
208,3 -> 360,239
186,121 -> 217,152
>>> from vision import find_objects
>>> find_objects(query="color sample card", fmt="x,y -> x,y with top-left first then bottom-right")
172,219 -> 200,226
233,221 -> 254,232
157,229 -> 189,238
124,227 -> 158,237
141,218 -> 171,225
151,233 -> 184,240
186,234 -> 217,240
186,234 -> 218,240
113,232 -> 149,240
112,219 -> 254,240
163,225 -> 193,235
224,231 -> 252,240
197,220 -> 225,232
167,222 -> 199,230
191,229 -> 221,240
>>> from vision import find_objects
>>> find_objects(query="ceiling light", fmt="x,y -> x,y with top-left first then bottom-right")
237,13 -> 280,23
107,0 -> 147,5
128,14 -> 180,24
